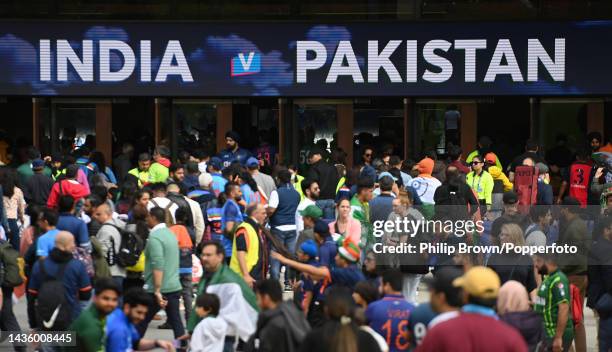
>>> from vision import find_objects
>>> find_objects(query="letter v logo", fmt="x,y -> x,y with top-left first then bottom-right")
231,51 -> 261,76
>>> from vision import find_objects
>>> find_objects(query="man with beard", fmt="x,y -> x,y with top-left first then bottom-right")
295,179 -> 320,236
70,278 -> 121,352
187,241 -> 259,352
533,253 -> 574,352
221,182 -> 244,251
218,131 -> 251,169
106,288 -> 175,352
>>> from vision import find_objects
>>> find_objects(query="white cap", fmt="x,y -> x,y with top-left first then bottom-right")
198,173 -> 213,188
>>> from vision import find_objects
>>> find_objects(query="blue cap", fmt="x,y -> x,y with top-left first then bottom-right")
209,157 -> 223,170
299,239 -> 318,258
32,159 -> 45,169
313,219 -> 330,237
360,165 -> 377,184
246,157 -> 259,168
378,171 -> 397,181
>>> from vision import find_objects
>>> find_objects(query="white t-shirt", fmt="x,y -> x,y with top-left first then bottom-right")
268,190 -> 297,231
295,198 -> 316,233
147,197 -> 179,223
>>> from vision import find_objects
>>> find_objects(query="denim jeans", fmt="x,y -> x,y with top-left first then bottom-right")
137,291 -> 185,339
269,228 -> 297,285
316,199 -> 336,222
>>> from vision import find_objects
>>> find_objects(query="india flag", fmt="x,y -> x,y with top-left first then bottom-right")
187,264 -> 259,341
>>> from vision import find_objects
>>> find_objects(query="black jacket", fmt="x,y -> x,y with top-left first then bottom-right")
246,301 -> 310,352
167,192 -> 194,227
487,253 -> 537,292
24,173 -> 54,206
587,237 -> 612,313
307,160 -> 339,200
500,311 -> 543,351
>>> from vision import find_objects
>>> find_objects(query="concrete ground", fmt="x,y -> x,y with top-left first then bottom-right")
7,282 -> 599,351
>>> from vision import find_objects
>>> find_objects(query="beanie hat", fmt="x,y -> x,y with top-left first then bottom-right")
417,158 -> 434,176
337,238 -> 360,263
225,130 -> 240,143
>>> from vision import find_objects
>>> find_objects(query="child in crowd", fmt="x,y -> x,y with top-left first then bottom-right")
190,293 -> 228,352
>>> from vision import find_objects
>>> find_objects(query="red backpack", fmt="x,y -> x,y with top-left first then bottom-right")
568,162 -> 591,208
570,284 -> 583,326
513,166 -> 539,214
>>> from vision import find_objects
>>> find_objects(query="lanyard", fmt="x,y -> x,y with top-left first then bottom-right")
471,172 -> 483,193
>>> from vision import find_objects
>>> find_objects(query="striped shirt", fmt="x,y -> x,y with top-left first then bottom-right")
534,269 -> 574,340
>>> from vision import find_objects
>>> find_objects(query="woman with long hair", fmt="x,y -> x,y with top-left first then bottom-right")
300,286 -> 382,352
89,150 -> 117,184
0,168 -> 24,249
328,197 -> 361,246
383,190 -> 428,303
487,223 -> 537,293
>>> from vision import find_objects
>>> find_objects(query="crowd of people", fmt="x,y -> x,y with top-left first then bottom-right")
0,129 -> 610,351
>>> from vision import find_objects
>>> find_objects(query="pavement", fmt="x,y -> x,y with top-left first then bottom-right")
6,282 -> 599,351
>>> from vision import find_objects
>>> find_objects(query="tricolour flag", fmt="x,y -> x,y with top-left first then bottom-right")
187,264 -> 259,341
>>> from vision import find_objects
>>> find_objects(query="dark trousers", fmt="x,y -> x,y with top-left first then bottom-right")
2,287 -> 24,352
137,291 -> 185,339
7,218 -> 19,250
600,315 -> 612,352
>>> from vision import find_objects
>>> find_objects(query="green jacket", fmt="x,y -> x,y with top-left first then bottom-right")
466,170 -> 494,205
149,162 -> 169,184
351,194 -> 372,249
68,306 -> 106,352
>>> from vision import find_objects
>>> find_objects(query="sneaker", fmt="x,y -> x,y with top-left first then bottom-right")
158,321 -> 172,329
284,283 -> 293,292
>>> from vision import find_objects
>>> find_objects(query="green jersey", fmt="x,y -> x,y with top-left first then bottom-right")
534,269 -> 574,341
68,305 -> 106,352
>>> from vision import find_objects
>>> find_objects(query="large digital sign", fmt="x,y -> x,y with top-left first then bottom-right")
0,21 -> 609,96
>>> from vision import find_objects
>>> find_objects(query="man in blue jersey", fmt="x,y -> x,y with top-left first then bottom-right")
366,269 -> 415,352
408,267 -> 463,348
106,288 -> 174,352
217,131 -> 251,169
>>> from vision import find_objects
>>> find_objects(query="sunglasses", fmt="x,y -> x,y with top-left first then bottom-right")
471,161 -> 483,165
364,154 -> 372,157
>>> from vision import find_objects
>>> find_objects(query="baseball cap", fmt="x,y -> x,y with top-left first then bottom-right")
536,162 -> 549,174
337,238 -> 360,263
299,240 -> 318,258
313,219 -> 330,237
378,171 -> 397,181
502,191 -> 518,205
198,173 -> 213,188
300,205 -> 323,219
209,157 -> 223,170
452,266 -> 501,299
484,153 -> 497,165
31,159 -> 45,169
423,267 -> 463,301
246,157 -> 259,168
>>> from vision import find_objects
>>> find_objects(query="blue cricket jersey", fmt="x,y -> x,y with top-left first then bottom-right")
366,294 -> 415,352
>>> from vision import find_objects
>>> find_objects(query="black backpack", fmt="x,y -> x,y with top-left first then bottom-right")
101,223 -> 144,267
36,259 -> 72,331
